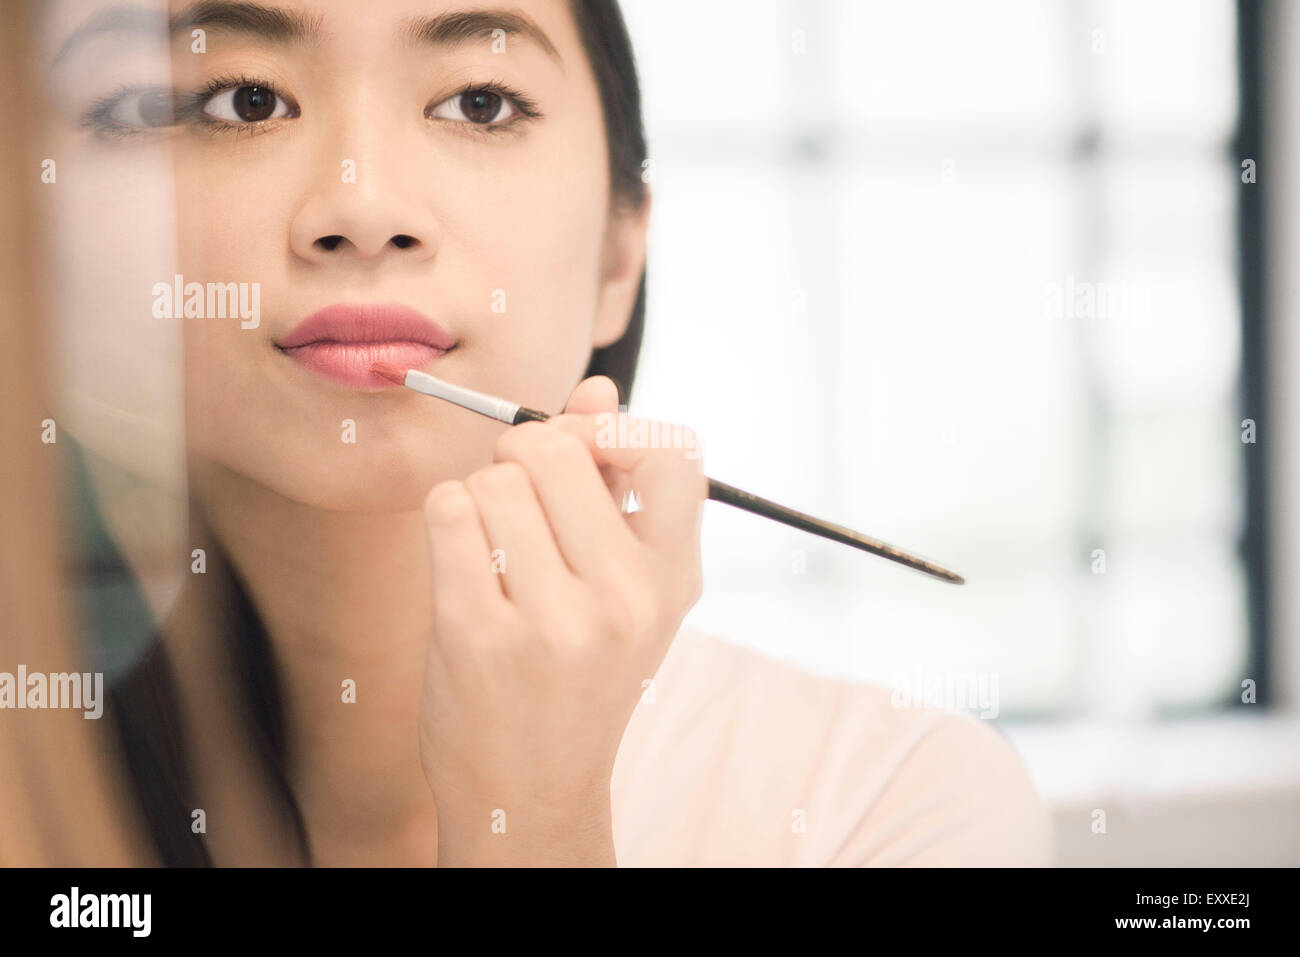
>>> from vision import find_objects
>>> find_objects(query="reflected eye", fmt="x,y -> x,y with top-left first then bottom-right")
203,85 -> 292,123
105,88 -> 178,129
428,88 -> 518,126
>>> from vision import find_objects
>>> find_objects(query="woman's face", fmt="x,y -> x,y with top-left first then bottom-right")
47,0 -> 645,513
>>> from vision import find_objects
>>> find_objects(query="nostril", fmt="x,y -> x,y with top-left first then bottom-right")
390,234 -> 418,249
317,235 -> 344,251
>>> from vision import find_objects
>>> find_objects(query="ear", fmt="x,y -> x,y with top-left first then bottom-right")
591,189 -> 651,349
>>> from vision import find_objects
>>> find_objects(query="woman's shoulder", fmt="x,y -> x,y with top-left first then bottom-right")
610,625 -> 1052,867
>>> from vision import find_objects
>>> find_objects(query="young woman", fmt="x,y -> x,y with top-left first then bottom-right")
43,0 -> 1051,866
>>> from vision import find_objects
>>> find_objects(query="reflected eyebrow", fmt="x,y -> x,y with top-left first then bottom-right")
399,9 -> 562,66
52,2 -> 324,70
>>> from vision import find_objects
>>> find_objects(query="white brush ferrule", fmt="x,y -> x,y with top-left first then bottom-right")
402,369 -> 521,424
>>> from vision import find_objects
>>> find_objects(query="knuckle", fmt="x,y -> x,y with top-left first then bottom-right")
535,581 -> 604,634
499,421 -> 588,470
553,590 -> 599,638
494,421 -> 542,461
533,427 -> 588,466
424,480 -> 475,526
468,461 -> 531,498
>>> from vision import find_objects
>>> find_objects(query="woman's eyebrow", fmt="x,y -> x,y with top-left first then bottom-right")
52,3 -> 561,73
52,1 -> 323,72
400,9 -> 563,67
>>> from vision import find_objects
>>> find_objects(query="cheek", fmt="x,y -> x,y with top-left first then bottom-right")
174,154 -> 284,276
441,134 -> 612,411
174,185 -> 287,481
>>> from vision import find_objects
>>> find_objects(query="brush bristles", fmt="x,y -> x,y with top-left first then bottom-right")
370,361 -> 407,385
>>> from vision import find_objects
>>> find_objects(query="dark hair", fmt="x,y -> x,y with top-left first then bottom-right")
573,0 -> 649,403
104,0 -> 649,866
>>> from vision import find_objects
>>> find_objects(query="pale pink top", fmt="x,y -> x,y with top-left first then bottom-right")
610,626 -> 1053,866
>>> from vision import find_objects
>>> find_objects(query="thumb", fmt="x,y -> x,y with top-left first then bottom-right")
563,374 -> 621,416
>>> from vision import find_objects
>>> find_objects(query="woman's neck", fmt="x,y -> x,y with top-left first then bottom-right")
174,456 -> 440,866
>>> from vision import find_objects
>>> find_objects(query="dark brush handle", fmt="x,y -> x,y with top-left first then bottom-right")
706,478 -> 965,584
507,405 -> 964,584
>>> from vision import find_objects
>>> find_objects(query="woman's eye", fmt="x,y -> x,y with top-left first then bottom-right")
428,89 -> 517,126
203,85 -> 292,123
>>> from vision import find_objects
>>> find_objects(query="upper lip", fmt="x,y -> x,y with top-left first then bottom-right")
278,303 -> 457,350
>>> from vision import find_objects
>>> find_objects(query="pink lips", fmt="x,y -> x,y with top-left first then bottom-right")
278,303 -> 456,388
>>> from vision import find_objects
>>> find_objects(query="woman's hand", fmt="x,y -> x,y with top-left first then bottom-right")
418,375 -> 706,866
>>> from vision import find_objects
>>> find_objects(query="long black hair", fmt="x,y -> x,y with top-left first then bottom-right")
102,0 -> 649,866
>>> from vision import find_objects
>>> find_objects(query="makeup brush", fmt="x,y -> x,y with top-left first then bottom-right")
371,361 -> 964,584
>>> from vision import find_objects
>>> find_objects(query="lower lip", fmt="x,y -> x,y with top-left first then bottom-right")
280,341 -> 451,388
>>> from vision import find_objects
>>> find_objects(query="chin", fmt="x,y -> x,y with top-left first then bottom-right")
291,478 -> 444,514
228,434 -> 495,514
186,381 -> 506,510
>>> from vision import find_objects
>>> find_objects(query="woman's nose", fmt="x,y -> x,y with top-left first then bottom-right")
289,173 -> 439,265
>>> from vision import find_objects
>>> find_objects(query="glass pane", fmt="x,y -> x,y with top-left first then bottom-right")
1093,0 -> 1238,144
829,0 -> 1074,135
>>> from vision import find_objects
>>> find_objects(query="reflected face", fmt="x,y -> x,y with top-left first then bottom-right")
42,0 -> 641,511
